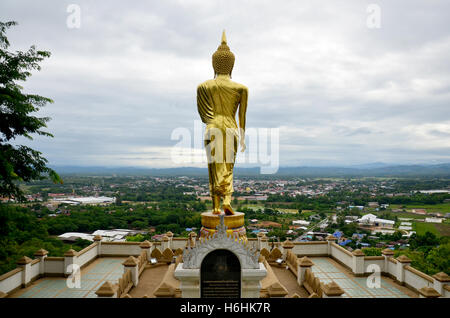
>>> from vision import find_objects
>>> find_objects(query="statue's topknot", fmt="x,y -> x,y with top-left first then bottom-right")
212,30 -> 235,77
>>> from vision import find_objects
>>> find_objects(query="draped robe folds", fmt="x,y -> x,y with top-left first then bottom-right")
197,78 -> 248,197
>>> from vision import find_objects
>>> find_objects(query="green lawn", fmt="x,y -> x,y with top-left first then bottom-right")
241,204 -> 265,211
277,208 -> 299,214
414,222 -> 441,236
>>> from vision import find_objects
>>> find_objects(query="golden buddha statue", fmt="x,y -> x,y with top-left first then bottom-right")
197,30 -> 248,216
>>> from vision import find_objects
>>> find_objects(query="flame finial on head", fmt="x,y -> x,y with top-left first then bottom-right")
221,30 -> 227,44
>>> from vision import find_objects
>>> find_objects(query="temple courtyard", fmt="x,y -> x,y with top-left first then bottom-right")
8,256 -> 417,298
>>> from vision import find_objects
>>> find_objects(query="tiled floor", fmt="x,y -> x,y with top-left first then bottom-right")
14,258 -> 125,298
310,258 -> 412,298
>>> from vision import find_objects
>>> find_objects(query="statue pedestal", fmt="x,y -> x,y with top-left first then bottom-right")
176,214 -> 266,298
200,212 -> 247,241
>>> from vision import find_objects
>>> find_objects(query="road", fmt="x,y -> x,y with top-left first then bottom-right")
295,216 -> 330,241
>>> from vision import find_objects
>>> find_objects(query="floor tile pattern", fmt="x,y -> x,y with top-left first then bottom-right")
311,258 -> 411,298
16,258 -> 125,298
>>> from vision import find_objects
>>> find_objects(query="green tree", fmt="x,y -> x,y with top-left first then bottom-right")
0,21 -> 61,200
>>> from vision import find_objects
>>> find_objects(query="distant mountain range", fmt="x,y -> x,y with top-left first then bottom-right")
51,163 -> 450,177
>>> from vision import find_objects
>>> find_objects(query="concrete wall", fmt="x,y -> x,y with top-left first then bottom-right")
387,259 -> 397,276
100,242 -> 141,256
363,257 -> 385,273
292,242 -> 328,256
77,244 -> 98,267
330,243 -> 353,269
404,266 -> 434,291
29,261 -> 40,281
172,239 -> 187,250
44,258 -> 65,274
0,268 -> 23,294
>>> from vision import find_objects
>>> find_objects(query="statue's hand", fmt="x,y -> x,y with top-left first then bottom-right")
240,140 -> 246,152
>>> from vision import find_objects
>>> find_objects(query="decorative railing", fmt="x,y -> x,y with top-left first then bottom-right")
137,250 -> 147,275
303,268 -> 323,297
117,269 -> 133,298
286,250 -> 298,277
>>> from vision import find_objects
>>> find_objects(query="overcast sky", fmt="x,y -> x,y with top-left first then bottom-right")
1,0 -> 450,168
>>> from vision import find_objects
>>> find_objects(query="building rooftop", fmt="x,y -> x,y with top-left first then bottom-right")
11,257 -> 126,298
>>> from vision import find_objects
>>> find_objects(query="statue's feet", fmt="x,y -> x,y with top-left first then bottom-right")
212,209 -> 221,215
223,204 -> 235,215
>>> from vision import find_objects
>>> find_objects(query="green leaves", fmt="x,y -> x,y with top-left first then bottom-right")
0,20 -> 61,200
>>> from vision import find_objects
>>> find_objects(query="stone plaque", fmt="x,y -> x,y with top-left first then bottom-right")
201,249 -> 241,298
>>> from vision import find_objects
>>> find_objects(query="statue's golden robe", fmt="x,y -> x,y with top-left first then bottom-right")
197,77 -> 248,196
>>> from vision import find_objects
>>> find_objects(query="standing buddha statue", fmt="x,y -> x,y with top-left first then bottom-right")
197,30 -> 248,216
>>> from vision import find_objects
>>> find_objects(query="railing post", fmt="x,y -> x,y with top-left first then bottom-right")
166,231 -> 174,250
93,235 -> 102,256
162,235 -> 170,250
432,272 -> 449,297
352,249 -> 365,276
34,249 -> 48,276
418,287 -> 441,298
395,255 -> 411,284
381,248 -> 394,274
326,235 -> 337,255
322,281 -> 345,298
257,232 -> 268,250
140,240 -> 152,260
17,256 -> 32,288
297,256 -> 313,286
95,281 -> 117,298
281,238 -> 294,261
123,256 -> 139,286
260,233 -> 269,251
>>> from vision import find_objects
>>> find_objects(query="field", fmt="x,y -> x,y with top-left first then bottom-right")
390,203 -> 450,213
277,208 -> 299,214
240,204 -> 265,211
414,222 -> 441,236
388,211 -> 427,220
434,223 -> 450,236
413,221 -> 450,237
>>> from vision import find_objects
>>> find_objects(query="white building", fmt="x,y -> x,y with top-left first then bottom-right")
425,217 -> 443,223
58,232 -> 95,242
52,196 -> 116,205
372,229 -> 396,235
58,229 -> 141,243
358,213 -> 395,228
292,220 -> 310,226
92,229 -> 134,241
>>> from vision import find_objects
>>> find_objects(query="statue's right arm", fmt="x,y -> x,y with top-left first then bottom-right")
238,86 -> 248,151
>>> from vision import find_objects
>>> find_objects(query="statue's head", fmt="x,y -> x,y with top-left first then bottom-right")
212,30 -> 235,77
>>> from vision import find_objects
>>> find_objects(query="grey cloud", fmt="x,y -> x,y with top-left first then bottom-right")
2,0 -> 450,167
